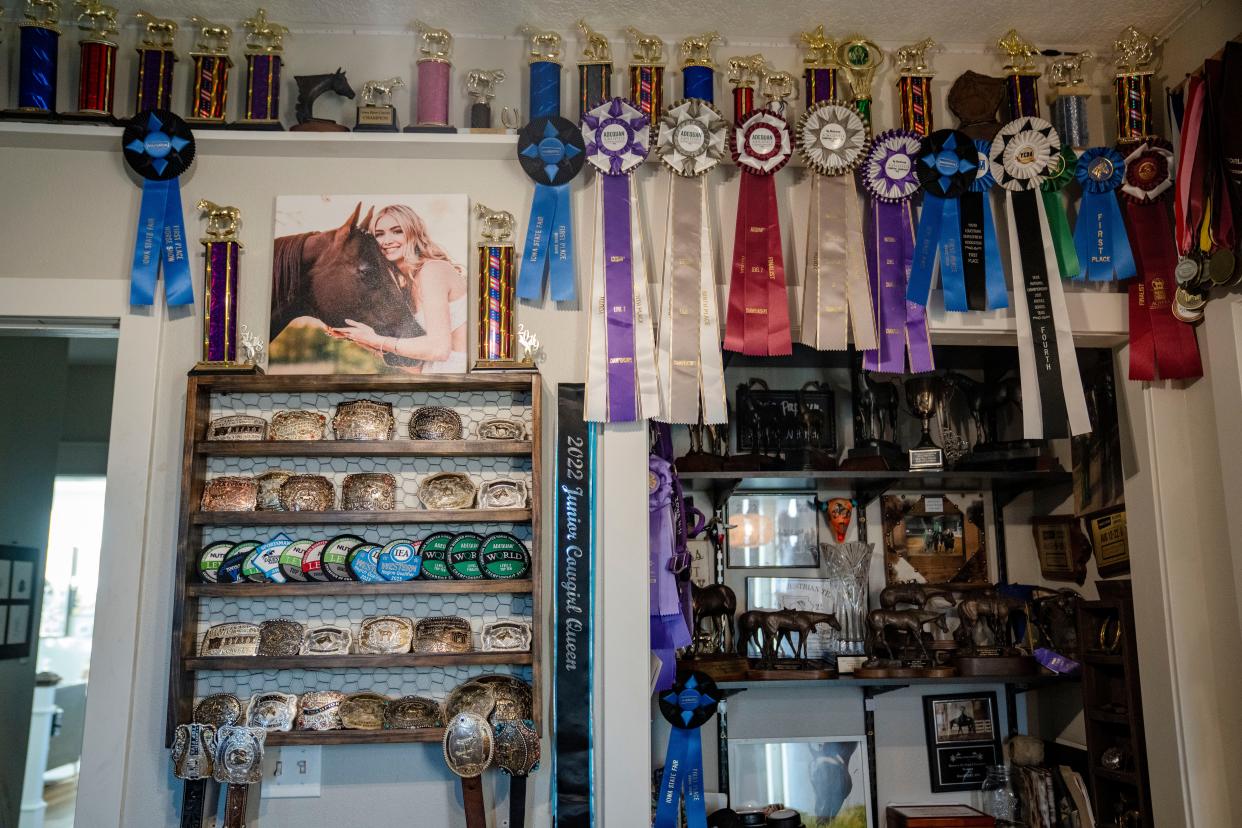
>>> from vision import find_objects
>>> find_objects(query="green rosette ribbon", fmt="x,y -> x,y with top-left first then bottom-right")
1041,146 -> 1081,279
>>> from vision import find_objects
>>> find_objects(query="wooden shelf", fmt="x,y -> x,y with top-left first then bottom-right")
1094,767 -> 1139,785
1082,653 -> 1124,666
187,579 -> 533,597
717,673 -> 1078,690
266,728 -> 447,746
191,508 -> 531,525
191,373 -> 536,393
185,652 -> 533,671
197,440 -> 532,457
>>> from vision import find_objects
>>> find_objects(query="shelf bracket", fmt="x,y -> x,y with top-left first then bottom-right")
854,478 -> 897,509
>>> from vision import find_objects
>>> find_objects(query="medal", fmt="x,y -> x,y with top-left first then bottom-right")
907,129 -> 980,313
1072,147 -> 1136,281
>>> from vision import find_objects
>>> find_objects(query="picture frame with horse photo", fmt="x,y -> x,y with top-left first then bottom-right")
267,193 -> 470,375
922,691 -> 1003,792
882,493 -> 988,588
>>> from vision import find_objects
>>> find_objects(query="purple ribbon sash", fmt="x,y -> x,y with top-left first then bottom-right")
603,174 -> 639,421
864,200 -> 934,373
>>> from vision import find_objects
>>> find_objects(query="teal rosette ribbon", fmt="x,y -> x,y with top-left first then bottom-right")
1041,146 -> 1082,278
1072,147 -> 1136,281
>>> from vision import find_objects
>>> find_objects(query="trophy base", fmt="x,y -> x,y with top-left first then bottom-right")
185,118 -> 230,130
228,120 -> 285,131
472,358 -> 536,371
354,123 -> 400,133
790,447 -> 839,471
355,106 -> 400,132
747,659 -> 836,681
722,451 -> 781,471
189,361 -> 265,376
955,654 -> 1038,677
0,108 -> 58,123
403,124 -> 458,133
674,451 -> 726,473
908,446 -> 944,471
958,440 -> 1049,471
841,440 -> 905,471
291,119 -> 350,132
678,655 -> 749,683
58,110 -> 119,125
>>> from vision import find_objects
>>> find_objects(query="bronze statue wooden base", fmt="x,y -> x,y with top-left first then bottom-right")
675,451 -> 725,472
291,118 -> 350,132
679,656 -> 749,683
747,659 -> 836,681
227,120 -> 285,131
841,440 -> 905,471
956,654 -> 1038,677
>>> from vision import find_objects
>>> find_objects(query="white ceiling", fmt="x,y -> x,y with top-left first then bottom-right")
39,0 -> 1202,52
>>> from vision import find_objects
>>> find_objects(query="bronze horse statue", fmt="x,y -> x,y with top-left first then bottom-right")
857,372 -> 900,443
691,583 -> 737,655
294,68 -> 355,125
867,609 -> 949,660
941,371 -> 1022,447
269,202 -> 424,364
956,594 -> 1026,650
879,584 -> 955,610
759,610 -> 840,666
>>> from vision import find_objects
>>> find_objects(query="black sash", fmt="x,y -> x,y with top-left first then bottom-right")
1218,42 -> 1242,196
959,192 -> 988,310
555,384 -> 594,828
1012,190 -> 1069,438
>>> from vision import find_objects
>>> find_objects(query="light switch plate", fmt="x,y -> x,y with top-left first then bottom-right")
261,746 -> 322,798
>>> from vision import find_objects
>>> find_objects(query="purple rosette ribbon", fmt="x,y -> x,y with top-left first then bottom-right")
649,455 -> 691,691
1073,147 -> 1136,281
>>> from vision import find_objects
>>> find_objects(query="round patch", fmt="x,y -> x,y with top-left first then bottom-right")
121,109 -> 195,182
478,533 -> 532,580
862,130 -> 923,202
796,101 -> 868,176
657,671 -> 719,729
322,534 -> 364,582
198,542 -> 233,583
989,116 -> 1060,192
348,543 -> 384,582
1076,146 -> 1126,195
731,109 -> 793,175
448,533 -> 485,580
582,98 -> 650,176
969,139 -> 996,193
418,531 -> 455,581
1040,146 -> 1078,194
915,129 -> 978,199
301,540 -> 330,582
655,98 -> 728,178
517,116 -> 586,186
278,539 -> 313,582
377,540 -> 422,581
218,540 -> 260,584
1119,139 -> 1174,204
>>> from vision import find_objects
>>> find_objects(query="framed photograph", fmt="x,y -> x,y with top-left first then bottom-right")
268,193 -> 470,375
734,379 -> 837,457
729,735 -> 871,827
882,494 -> 987,587
1072,350 -> 1124,517
727,493 -> 819,568
922,692 -> 1002,792
746,577 -> 835,659
0,546 -> 39,660
1032,516 -> 1090,584
1088,506 -> 1129,577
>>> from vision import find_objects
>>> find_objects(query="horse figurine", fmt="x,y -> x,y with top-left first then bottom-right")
866,609 -> 949,660
727,54 -> 766,88
1050,50 -> 1094,87
956,594 -> 1026,651
997,29 -> 1039,73
799,26 -> 840,68
759,610 -> 840,666
736,610 -> 767,657
576,19 -> 611,62
413,19 -> 452,59
242,8 -> 288,53
293,69 -> 355,129
624,27 -> 664,64
760,69 -> 798,109
941,371 -> 1021,447
466,69 -> 506,103
360,77 -> 404,108
134,9 -> 177,48
691,583 -> 737,656
188,16 -> 231,53
24,0 -> 59,25
857,372 -> 900,444
679,31 -> 720,67
74,1 -> 118,36
896,38 -> 938,75
879,584 -> 955,610
520,26 -> 563,63
197,200 -> 241,242
474,203 -> 515,243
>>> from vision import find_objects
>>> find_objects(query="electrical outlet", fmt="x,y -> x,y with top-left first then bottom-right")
261,746 -> 322,798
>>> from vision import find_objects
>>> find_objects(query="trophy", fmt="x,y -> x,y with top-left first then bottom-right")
895,38 -> 937,137
997,28 -> 1042,118
679,31 -> 720,102
408,19 -> 457,132
64,1 -> 119,122
904,375 -> 945,471
133,10 -> 177,114
355,77 -> 404,131
232,8 -> 288,130
465,69 -> 508,130
520,25 -> 564,118
473,204 -> 530,370
576,19 -> 613,117
1112,26 -> 1159,144
839,35 -> 884,123
726,53 -> 765,123
625,27 -> 665,124
3,0 -> 62,119
292,69 -> 354,131
842,366 -> 904,471
192,201 -> 261,375
1048,51 -> 1093,148
800,25 -> 843,104
185,16 -> 233,126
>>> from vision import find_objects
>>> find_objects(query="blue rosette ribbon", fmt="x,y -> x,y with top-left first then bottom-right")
963,138 -> 1009,310
516,116 -> 586,303
122,109 -> 196,307
908,129 -> 979,312
654,672 -> 719,828
1072,147 -> 1136,281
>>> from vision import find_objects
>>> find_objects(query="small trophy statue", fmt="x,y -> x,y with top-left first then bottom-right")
1112,26 -> 1159,144
355,77 -> 404,132
517,324 -> 542,365
800,25 -> 843,104
408,19 -> 457,132
232,8 -> 288,130
133,9 -> 178,115
727,54 -> 765,123
292,68 -> 355,131
474,204 -> 531,370
521,25 -> 564,118
1048,51 -> 1093,148
185,16 -> 233,125
576,19 -> 613,117
895,38 -> 938,137
905,376 -> 945,471
68,1 -> 119,122
465,69 -> 507,130
625,27 -> 665,123
997,28 -> 1042,118
679,31 -> 720,103
192,201 -> 261,375
839,35 -> 885,123
759,68 -> 797,118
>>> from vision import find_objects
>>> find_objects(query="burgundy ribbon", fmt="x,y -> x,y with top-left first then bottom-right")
1124,201 -> 1203,380
725,171 -> 792,355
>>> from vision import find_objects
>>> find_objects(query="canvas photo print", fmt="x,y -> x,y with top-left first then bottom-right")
268,194 -> 469,374
729,736 -> 871,828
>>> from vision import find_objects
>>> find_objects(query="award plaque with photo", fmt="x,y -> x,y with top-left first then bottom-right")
882,493 -> 987,587
922,692 -> 1003,792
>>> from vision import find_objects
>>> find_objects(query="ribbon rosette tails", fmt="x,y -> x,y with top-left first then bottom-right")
906,128 -> 980,313
1072,147 -> 1135,282
122,109 -> 196,307
516,115 -> 585,303
860,129 -> 934,373
654,672 -> 719,828
724,105 -> 795,356
989,116 -> 1091,438
959,138 -> 1009,310
1041,146 -> 1082,279
653,98 -> 729,424
582,98 -> 661,423
796,101 -> 878,351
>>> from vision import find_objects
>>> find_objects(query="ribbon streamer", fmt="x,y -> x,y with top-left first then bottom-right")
654,673 -> 718,828
1073,147 -> 1135,281
1041,146 -> 1082,279
649,455 -> 691,690
958,139 -> 1009,310
517,117 -> 585,303
907,129 -> 979,312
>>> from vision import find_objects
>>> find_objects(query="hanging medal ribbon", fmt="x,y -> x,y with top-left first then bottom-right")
582,98 -> 660,423
1040,146 -> 1082,279
1119,141 -> 1203,381
516,116 -> 585,303
554,384 -> 596,828
907,129 -> 979,312
653,98 -> 729,424
959,139 -> 1008,310
795,102 -> 877,351
860,130 -> 934,373
654,672 -> 719,828
1073,147 -> 1136,281
724,108 -> 794,356
989,116 -> 1091,438
122,110 -> 196,307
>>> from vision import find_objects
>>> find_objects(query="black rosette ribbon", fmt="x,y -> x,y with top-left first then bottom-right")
654,672 -> 719,828
907,129 -> 979,312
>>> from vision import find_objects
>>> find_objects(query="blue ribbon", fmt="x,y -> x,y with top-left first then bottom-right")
130,178 -> 194,306
908,195 -> 969,311
1073,147 -> 1136,282
654,727 -> 707,828
518,183 -> 576,302
979,193 -> 1008,308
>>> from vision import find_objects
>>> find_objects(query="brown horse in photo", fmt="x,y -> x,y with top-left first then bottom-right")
269,202 -> 425,364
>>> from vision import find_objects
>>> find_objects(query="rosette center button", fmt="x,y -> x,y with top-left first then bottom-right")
538,138 -> 566,163
600,122 -> 631,151
884,154 -> 912,179
748,127 -> 778,156
145,133 -> 173,157
820,122 -> 847,150
676,124 -> 706,153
